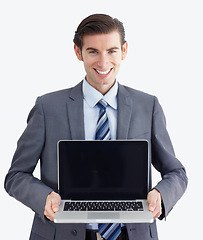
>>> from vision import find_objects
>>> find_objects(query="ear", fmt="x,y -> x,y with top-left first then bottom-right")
121,42 -> 128,60
74,44 -> 83,61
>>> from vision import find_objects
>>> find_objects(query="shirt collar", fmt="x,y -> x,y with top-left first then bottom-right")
82,78 -> 118,110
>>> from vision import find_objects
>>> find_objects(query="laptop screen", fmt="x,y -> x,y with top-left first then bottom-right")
58,140 -> 149,200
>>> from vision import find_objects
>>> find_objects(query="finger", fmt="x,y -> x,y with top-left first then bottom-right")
151,198 -> 162,219
52,200 -> 60,212
44,205 -> 55,221
153,209 -> 162,219
45,192 -> 61,221
149,202 -> 156,212
152,205 -> 162,219
44,192 -> 59,221
147,194 -> 156,212
44,198 -> 55,221
51,193 -> 61,212
147,189 -> 162,219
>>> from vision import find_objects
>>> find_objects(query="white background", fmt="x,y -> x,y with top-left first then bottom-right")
1,0 -> 202,239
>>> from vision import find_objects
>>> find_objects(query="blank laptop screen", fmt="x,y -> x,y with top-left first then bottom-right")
58,140 -> 149,200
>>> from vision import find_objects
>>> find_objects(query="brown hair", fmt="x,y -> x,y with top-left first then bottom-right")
73,14 -> 126,50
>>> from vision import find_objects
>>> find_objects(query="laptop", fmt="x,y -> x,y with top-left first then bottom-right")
54,140 -> 153,223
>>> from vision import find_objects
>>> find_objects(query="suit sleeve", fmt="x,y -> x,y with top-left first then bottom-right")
4,97 -> 53,221
151,97 -> 188,219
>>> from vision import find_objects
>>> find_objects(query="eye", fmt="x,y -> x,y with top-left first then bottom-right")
109,50 -> 116,54
89,51 -> 98,54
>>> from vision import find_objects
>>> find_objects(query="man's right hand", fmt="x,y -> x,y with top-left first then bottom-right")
44,191 -> 61,221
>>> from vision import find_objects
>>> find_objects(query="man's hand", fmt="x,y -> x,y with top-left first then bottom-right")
44,191 -> 61,221
147,189 -> 162,219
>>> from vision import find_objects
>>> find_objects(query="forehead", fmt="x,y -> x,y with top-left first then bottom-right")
82,31 -> 122,50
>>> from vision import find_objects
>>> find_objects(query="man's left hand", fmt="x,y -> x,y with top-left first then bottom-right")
147,189 -> 162,219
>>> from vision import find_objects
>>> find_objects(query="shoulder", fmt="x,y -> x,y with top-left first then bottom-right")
39,88 -> 71,102
37,81 -> 83,105
118,83 -> 156,104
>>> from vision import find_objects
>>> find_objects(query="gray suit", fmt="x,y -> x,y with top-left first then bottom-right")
5,81 -> 188,240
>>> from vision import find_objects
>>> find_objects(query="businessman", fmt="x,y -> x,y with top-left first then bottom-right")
5,14 -> 187,240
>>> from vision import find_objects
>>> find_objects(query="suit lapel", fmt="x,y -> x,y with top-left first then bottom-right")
66,81 -> 85,140
117,84 -> 132,139
66,81 -> 132,140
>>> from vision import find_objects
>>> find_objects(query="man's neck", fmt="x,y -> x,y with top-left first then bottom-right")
85,78 -> 116,95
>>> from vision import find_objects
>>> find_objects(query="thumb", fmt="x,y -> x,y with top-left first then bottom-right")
52,202 -> 59,212
52,201 -> 60,212
147,192 -> 156,212
51,194 -> 61,212
148,201 -> 156,212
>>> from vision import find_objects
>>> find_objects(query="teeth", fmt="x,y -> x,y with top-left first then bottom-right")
96,69 -> 111,75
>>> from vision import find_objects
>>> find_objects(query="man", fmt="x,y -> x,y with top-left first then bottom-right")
5,14 -> 187,240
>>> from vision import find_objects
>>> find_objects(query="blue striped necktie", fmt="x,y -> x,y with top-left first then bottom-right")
95,99 -> 111,140
95,99 -> 121,240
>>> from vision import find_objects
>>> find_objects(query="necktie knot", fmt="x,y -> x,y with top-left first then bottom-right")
97,99 -> 108,110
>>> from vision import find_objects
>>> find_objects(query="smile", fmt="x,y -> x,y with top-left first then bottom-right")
94,68 -> 113,75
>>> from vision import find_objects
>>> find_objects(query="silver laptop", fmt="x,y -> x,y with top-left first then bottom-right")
54,140 -> 153,223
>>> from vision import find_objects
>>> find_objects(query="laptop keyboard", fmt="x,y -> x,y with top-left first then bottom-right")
64,201 -> 143,211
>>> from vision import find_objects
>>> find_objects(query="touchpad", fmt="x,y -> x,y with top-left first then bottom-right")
88,212 -> 119,220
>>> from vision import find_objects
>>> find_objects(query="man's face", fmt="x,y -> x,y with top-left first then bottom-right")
74,31 -> 128,94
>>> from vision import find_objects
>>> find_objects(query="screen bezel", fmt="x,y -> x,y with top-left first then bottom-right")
57,140 -> 149,200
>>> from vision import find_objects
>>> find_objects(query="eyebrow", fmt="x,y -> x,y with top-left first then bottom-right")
86,47 -> 120,51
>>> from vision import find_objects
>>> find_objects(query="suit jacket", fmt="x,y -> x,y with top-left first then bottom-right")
5,81 -> 188,240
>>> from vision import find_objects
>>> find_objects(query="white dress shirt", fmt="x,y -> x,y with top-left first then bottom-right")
83,78 -> 118,140
82,78 -> 118,230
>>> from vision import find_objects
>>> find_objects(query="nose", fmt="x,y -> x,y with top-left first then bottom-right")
96,54 -> 109,70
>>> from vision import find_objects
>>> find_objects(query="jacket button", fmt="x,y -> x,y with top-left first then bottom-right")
72,230 -> 77,236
